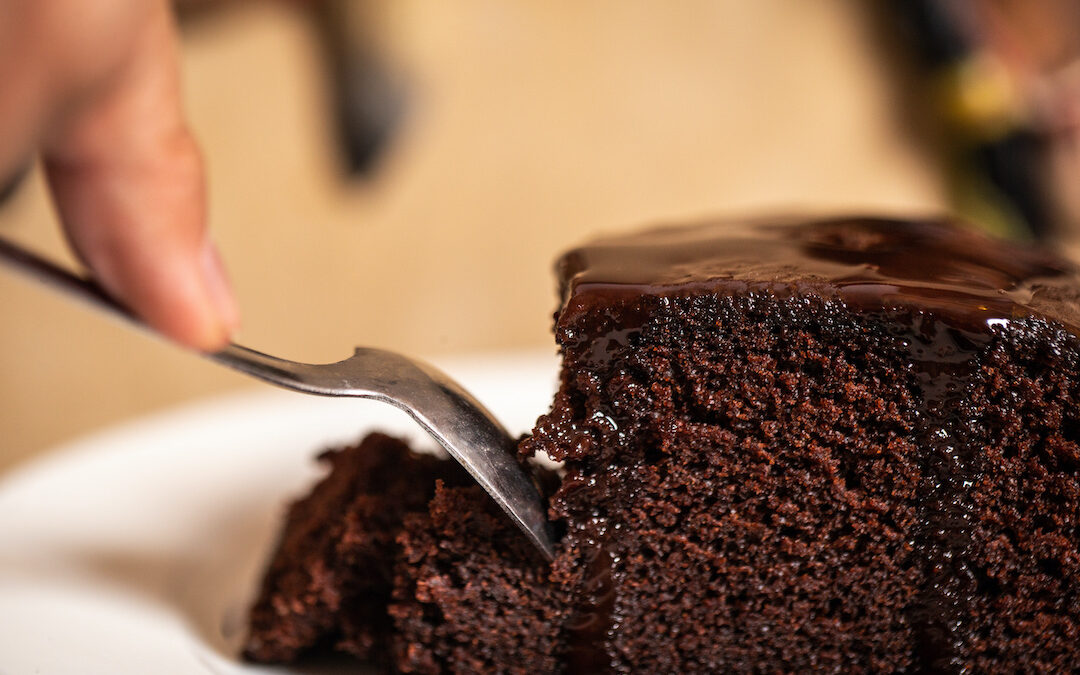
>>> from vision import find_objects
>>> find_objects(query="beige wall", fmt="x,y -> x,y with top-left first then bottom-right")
0,1 -> 946,473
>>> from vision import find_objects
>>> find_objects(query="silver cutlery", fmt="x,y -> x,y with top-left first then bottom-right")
0,236 -> 555,560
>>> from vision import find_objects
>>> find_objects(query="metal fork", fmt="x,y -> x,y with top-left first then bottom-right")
0,237 -> 555,560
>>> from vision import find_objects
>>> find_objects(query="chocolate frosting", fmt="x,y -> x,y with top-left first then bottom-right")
557,216 -> 1080,334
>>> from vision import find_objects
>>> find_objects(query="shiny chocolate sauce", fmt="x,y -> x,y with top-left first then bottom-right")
553,217 -> 1080,669
563,536 -> 615,672
557,216 -> 1080,338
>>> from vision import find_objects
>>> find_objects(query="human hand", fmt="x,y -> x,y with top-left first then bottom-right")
0,0 -> 238,351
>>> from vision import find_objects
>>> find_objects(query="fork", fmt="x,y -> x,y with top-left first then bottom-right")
0,236 -> 556,560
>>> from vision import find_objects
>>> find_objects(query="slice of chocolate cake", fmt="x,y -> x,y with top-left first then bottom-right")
246,216 -> 1080,673
243,433 -> 473,665
390,482 -> 568,673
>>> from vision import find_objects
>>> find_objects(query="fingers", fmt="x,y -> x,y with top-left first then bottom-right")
40,0 -> 238,351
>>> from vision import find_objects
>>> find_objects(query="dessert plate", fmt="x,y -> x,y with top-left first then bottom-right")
0,351 -> 558,675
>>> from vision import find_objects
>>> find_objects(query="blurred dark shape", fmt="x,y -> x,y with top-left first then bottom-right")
974,130 -> 1051,238
890,0 -> 1080,241
310,0 -> 406,177
177,0 -> 405,179
0,162 -> 30,207
891,0 -> 1053,240
895,0 -> 972,65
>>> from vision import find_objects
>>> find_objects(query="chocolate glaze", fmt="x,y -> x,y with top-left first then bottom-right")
563,536 -> 615,672
883,310 -> 988,671
558,216 -> 1080,338
554,216 -> 1080,670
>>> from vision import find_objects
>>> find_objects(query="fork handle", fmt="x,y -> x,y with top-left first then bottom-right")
0,235 -> 304,390
0,236 -> 136,326
0,234 -> 270,373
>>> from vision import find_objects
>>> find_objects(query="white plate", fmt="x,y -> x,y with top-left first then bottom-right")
0,351 -> 559,675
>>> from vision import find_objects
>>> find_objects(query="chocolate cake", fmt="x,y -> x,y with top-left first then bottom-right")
246,216 -> 1080,672
243,433 -> 473,665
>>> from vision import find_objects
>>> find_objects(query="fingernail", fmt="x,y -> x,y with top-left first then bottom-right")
200,239 -> 240,337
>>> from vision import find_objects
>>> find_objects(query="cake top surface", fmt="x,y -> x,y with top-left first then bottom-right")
557,216 -> 1080,332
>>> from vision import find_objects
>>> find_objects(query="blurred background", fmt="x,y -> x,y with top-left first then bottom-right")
3,0 -> 1080,473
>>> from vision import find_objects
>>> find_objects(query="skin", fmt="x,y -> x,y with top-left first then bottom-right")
0,0 -> 238,351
